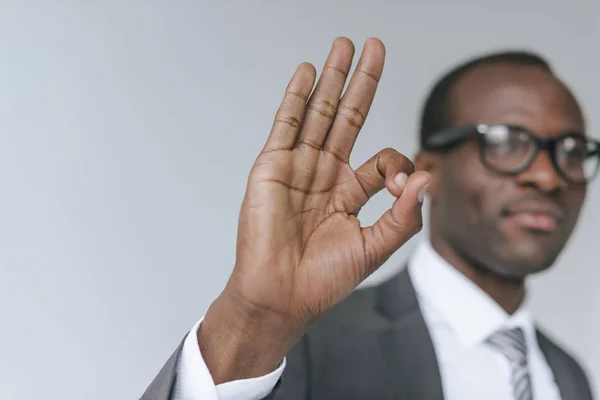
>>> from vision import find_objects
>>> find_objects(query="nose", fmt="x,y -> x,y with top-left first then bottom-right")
516,149 -> 567,193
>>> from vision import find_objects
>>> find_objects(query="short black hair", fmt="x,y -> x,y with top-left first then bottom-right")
419,51 -> 553,148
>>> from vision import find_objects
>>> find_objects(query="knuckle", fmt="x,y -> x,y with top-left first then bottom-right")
407,213 -> 424,236
325,63 -> 349,79
379,147 -> 398,158
287,90 -> 308,102
390,214 -> 422,237
412,220 -> 424,235
392,153 -> 415,174
337,104 -> 366,129
357,68 -> 380,84
274,108 -> 302,128
322,143 -> 348,162
307,99 -> 338,120
378,147 -> 400,165
377,148 -> 413,176
295,138 -> 321,150
389,220 -> 410,236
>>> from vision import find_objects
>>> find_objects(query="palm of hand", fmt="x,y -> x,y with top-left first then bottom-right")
235,149 -> 369,325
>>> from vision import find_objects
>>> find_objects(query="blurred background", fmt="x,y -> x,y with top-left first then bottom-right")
0,1 -> 598,399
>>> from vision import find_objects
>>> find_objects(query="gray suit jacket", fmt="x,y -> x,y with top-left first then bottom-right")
141,268 -> 594,400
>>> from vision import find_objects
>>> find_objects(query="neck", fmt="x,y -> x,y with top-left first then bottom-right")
430,236 -> 526,315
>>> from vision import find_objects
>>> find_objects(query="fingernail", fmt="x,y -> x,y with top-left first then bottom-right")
394,173 -> 408,190
418,183 -> 430,203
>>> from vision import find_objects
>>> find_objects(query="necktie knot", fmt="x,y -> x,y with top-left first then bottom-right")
486,326 -> 528,366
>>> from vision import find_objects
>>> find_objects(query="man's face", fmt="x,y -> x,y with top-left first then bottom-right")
424,62 -> 588,280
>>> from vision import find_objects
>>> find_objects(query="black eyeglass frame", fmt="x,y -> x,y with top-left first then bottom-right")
422,123 -> 600,184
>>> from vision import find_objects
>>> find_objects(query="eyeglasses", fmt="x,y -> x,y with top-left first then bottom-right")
423,123 -> 600,184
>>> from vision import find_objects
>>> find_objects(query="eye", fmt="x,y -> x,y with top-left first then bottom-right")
485,125 -> 510,144
483,126 -> 531,156
560,136 -> 587,160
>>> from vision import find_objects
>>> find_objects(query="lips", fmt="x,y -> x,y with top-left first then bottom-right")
502,201 -> 564,232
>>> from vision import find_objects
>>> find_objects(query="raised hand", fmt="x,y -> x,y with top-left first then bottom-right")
199,37 -> 431,383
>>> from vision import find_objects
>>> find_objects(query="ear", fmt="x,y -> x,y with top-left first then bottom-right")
413,150 -> 442,199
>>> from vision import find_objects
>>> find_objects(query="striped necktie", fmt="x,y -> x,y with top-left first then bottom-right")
486,327 -> 533,400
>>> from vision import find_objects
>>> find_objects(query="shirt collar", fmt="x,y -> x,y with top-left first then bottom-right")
408,238 -> 537,348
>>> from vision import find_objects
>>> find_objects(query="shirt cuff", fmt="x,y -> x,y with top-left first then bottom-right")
172,317 -> 286,400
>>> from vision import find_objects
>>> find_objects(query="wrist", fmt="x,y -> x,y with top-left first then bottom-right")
198,289 -> 298,384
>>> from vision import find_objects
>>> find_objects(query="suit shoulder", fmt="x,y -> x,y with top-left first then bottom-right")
537,329 -> 586,369
536,328 -> 593,395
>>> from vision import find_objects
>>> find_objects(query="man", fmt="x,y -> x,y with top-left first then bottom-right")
141,37 -> 598,399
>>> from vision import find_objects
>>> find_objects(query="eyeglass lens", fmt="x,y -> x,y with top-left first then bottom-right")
479,125 -> 598,182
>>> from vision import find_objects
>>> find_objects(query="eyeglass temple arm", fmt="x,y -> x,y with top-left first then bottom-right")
424,126 -> 475,149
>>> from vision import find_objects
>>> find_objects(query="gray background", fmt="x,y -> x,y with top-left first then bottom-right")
0,1 -> 598,399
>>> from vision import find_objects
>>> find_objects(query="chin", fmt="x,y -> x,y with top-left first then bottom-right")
491,241 -> 560,280
493,222 -> 568,270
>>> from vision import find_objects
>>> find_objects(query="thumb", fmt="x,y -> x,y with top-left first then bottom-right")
360,170 -> 431,276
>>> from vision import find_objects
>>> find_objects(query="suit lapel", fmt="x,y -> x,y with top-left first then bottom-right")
375,268 -> 444,400
536,330 -> 580,400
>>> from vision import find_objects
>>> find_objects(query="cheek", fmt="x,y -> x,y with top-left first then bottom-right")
440,149 -> 506,226
564,188 -> 587,226
453,172 -> 506,227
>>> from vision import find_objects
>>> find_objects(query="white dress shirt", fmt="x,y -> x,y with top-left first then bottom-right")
408,239 -> 561,399
172,239 -> 562,400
